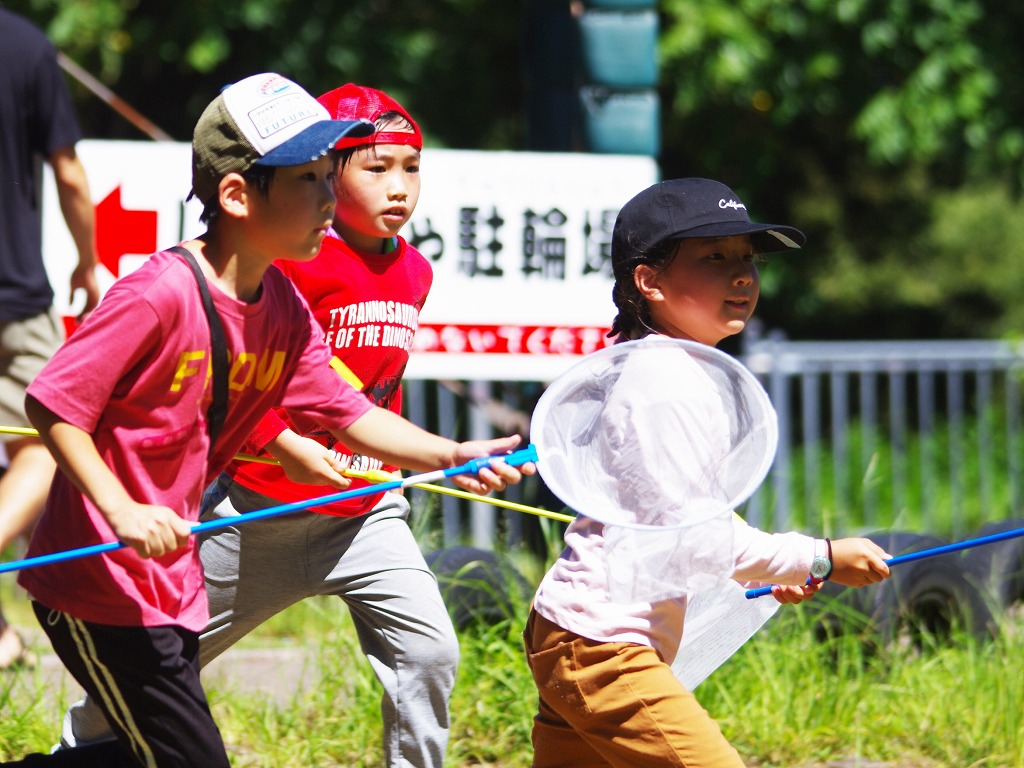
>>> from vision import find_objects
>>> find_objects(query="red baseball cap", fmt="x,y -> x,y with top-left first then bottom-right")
317,84 -> 422,151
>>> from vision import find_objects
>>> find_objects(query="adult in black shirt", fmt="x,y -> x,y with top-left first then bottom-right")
0,8 -> 100,669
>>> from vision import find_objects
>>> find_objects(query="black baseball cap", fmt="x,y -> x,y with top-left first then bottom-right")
612,178 -> 806,261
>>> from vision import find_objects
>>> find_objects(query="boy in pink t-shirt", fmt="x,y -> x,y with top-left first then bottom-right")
9,74 -> 531,768
57,84 -> 452,768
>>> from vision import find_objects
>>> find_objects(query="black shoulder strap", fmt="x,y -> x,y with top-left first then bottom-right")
169,245 -> 228,452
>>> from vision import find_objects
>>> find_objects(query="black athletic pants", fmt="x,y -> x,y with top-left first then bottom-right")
4,602 -> 231,768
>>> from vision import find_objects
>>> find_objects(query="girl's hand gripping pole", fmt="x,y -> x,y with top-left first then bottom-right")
744,524 -> 1024,599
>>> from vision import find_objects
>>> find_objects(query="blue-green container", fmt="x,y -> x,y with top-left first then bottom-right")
578,9 -> 658,89
578,87 -> 660,155
582,0 -> 656,8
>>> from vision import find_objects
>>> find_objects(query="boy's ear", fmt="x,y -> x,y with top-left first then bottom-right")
633,264 -> 664,302
217,173 -> 249,219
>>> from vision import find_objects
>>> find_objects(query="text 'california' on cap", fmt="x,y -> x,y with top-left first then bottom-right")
191,73 -> 376,204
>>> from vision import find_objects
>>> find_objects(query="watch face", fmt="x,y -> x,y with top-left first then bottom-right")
810,555 -> 831,579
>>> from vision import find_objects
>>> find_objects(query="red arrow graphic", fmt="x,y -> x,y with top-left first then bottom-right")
95,186 -> 158,278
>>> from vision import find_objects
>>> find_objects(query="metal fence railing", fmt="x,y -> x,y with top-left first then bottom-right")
404,337 -> 1024,552
741,336 -> 1024,539
403,379 -> 555,552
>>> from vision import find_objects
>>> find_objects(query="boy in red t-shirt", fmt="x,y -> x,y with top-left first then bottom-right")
213,85 -> 453,768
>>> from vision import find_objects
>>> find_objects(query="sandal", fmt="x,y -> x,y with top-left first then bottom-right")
0,624 -> 37,670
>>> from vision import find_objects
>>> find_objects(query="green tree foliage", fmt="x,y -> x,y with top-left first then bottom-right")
5,0 -> 527,149
662,0 -> 1024,178
659,0 -> 1024,339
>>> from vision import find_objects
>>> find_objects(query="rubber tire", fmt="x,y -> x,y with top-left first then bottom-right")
812,531 -> 994,646
424,546 -> 533,631
960,518 -> 1024,614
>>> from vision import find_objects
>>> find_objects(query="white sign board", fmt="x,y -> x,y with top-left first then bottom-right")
43,140 -> 657,381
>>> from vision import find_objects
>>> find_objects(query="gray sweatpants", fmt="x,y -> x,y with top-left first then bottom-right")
61,476 -> 459,768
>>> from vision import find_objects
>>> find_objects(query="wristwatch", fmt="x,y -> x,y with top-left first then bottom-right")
810,538 -> 833,581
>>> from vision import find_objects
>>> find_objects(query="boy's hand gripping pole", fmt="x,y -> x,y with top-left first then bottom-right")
0,445 -> 539,575
744,524 -> 1024,599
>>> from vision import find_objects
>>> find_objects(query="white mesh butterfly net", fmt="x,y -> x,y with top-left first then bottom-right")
531,337 -> 781,687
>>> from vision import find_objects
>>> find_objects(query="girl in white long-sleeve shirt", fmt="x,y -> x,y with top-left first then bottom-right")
525,178 -> 892,768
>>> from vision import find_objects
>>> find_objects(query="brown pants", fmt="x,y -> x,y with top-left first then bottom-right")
524,609 -> 746,768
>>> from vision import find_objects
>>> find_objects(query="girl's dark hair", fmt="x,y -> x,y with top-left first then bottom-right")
199,163 -> 276,224
608,235 -> 678,341
336,110 -> 417,169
